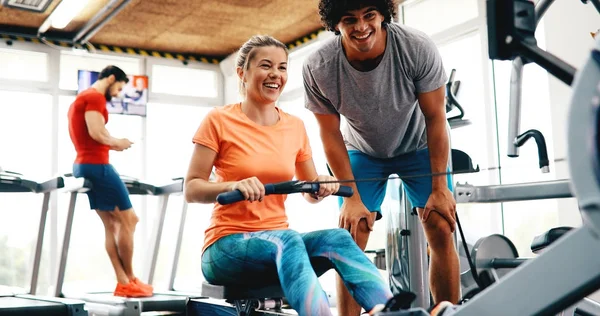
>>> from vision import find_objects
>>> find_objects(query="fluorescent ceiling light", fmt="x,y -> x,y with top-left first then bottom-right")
49,0 -> 90,29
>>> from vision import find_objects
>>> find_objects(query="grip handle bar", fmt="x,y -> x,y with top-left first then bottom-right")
216,180 -> 353,205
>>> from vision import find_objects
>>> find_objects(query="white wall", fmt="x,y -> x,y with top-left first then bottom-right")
219,52 -> 243,105
543,0 -> 599,227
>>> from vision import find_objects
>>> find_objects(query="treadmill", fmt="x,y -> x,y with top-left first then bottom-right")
54,175 -> 199,316
143,177 -> 206,299
0,170 -> 87,316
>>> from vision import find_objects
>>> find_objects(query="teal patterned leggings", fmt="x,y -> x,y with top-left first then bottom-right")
201,228 -> 393,315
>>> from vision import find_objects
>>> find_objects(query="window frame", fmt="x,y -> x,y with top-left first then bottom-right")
0,41 -> 55,94
146,56 -> 224,107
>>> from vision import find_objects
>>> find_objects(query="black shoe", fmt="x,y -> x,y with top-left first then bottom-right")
381,291 -> 417,311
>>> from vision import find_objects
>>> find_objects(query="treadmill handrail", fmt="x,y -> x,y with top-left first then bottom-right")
0,178 -> 38,192
35,177 -> 65,193
62,177 -> 93,193
123,179 -> 158,195
63,173 -> 162,195
0,174 -> 64,193
155,179 -> 183,195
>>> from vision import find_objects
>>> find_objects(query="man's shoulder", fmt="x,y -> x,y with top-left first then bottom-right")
388,23 -> 435,49
76,88 -> 105,104
304,34 -> 340,71
80,88 -> 103,97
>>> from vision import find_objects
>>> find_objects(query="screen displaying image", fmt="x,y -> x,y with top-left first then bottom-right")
77,70 -> 148,117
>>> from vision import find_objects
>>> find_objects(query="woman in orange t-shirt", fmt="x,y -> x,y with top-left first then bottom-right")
185,35 -> 403,315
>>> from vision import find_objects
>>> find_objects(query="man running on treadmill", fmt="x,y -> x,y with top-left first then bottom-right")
67,65 -> 153,297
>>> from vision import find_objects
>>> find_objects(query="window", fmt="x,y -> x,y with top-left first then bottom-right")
437,31 -> 505,244
56,96 -> 145,293
0,91 -> 52,292
492,22 -> 563,256
402,0 -> 479,36
151,65 -> 219,98
285,42 -> 323,93
0,48 -> 48,82
284,55 -> 307,93
59,52 -> 140,91
143,102 -> 214,290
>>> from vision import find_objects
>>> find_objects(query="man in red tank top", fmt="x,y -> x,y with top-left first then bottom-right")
67,65 -> 152,297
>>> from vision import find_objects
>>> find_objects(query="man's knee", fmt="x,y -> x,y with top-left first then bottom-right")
354,219 -> 372,250
104,218 -> 119,235
116,208 -> 139,229
422,211 -> 453,250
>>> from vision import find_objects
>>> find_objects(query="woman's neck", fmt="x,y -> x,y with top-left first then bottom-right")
241,100 -> 279,126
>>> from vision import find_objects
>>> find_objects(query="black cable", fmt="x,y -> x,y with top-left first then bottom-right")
456,212 -> 483,289
306,157 -> 567,185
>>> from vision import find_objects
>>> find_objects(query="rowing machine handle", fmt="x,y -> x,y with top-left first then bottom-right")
216,182 -> 353,205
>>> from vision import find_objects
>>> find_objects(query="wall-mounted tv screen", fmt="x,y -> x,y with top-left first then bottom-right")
77,70 -> 148,117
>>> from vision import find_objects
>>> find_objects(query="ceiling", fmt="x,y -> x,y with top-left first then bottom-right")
0,0 -> 330,63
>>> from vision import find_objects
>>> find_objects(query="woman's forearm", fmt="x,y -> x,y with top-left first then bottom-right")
185,178 -> 236,203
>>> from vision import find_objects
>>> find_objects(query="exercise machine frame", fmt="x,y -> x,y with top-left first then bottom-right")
54,175 -> 194,316
0,170 -> 87,316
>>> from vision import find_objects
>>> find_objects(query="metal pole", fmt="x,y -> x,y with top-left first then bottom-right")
168,201 -> 188,291
534,0 -> 556,25
30,192 -> 51,295
144,195 -> 169,285
507,57 -> 524,157
77,0 -> 132,44
589,0 -> 600,14
507,0 -> 555,158
72,0 -> 124,43
405,192 -> 430,308
54,192 -> 78,297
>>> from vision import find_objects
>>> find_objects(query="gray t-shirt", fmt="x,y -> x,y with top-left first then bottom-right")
303,23 -> 447,158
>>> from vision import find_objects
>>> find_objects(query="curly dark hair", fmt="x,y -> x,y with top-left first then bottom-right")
318,0 -> 397,35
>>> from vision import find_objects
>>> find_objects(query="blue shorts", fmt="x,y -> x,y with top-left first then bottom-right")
73,164 -> 132,211
339,148 -> 453,219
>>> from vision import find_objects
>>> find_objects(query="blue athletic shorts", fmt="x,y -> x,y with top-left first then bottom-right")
72,164 -> 132,211
338,148 -> 453,219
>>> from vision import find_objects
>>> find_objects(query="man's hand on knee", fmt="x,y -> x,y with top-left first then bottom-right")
421,211 -> 454,237
421,189 -> 456,233
339,199 -> 374,240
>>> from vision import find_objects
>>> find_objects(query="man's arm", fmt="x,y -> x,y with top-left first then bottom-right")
84,111 -> 122,148
314,113 -> 374,236
314,113 -> 361,202
418,85 -> 456,229
418,86 -> 449,190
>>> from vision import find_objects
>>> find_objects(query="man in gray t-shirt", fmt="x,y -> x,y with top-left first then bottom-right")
303,0 -> 459,314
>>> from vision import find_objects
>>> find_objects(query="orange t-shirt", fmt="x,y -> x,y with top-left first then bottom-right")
67,88 -> 110,164
193,103 -> 312,252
